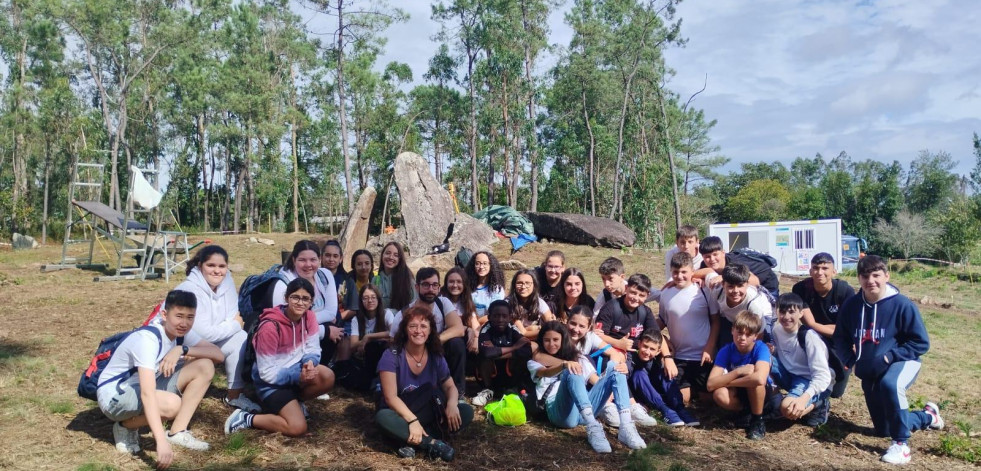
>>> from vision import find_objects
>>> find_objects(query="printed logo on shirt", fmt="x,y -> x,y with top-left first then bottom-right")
856,324 -> 885,345
629,324 -> 644,338
828,305 -> 839,314
612,325 -> 624,333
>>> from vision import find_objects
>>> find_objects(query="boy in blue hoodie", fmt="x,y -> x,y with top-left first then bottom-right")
833,255 -> 944,465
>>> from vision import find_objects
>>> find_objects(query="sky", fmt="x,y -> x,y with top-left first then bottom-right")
320,0 -> 981,176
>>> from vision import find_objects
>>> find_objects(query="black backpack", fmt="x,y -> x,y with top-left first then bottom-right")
78,327 -> 182,400
730,249 -> 780,297
238,264 -> 288,331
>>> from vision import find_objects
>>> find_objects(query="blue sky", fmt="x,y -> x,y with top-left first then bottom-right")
329,0 -> 981,176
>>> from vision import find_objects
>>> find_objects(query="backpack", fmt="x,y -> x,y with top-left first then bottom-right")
238,264 -> 289,331
729,249 -> 780,297
795,325 -> 844,392
77,326 -> 182,401
455,247 -> 473,269
241,314 -> 280,385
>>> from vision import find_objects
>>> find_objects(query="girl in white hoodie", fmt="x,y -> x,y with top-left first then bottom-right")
176,245 -> 261,413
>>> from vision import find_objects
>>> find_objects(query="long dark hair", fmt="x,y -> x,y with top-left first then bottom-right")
380,242 -> 414,311
508,268 -> 544,324
538,321 -> 579,361
465,250 -> 505,293
285,240 -> 321,272
555,267 -> 589,322
348,249 -> 375,281
393,306 -> 444,356
186,245 -> 228,276
441,267 -> 476,327
566,306 -> 594,350
355,284 -> 388,335
322,239 -> 345,273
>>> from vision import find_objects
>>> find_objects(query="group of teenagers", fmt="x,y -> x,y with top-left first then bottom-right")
93,225 -> 944,468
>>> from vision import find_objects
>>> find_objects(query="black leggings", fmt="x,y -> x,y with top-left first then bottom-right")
375,404 -> 474,444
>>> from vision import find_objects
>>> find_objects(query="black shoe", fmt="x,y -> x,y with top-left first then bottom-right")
802,397 -> 830,427
422,439 -> 456,462
746,418 -> 766,440
396,446 -> 416,458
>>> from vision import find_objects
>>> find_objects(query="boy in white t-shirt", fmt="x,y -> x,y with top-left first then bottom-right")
657,252 -> 719,406
664,225 -> 703,283
97,290 -> 224,468
707,263 -> 773,347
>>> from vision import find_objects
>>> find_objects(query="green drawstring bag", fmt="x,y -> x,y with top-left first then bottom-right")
484,393 -> 527,426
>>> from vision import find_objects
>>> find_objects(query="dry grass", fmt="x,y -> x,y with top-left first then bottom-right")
0,233 -> 978,470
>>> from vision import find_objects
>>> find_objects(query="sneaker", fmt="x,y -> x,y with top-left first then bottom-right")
630,402 -> 658,427
677,408 -> 700,427
585,421 -> 612,453
617,422 -> 647,450
746,417 -> 766,440
224,409 -> 253,435
881,441 -> 911,465
422,439 -> 455,462
316,393 -> 330,401
396,446 -> 416,458
167,430 -> 210,451
113,422 -> 140,454
662,408 -> 685,427
471,389 -> 494,407
924,402 -> 944,430
224,395 -> 262,414
802,397 -> 830,427
601,402 -> 620,428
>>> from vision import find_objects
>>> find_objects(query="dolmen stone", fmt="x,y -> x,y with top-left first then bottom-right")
339,186 -> 376,259
12,232 -> 38,250
523,212 -> 636,248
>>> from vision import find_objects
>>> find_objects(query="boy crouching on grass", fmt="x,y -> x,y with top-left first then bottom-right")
707,310 -> 772,440
770,293 -> 833,427
97,290 -> 224,469
629,332 -> 700,427
833,255 -> 944,465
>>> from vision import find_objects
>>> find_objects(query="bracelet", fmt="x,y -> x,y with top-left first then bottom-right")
663,355 -> 674,359
407,418 -> 419,425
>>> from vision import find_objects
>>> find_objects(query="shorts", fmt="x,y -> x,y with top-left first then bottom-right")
673,359 -> 712,393
770,355 -> 830,406
100,362 -> 184,422
258,387 -> 302,414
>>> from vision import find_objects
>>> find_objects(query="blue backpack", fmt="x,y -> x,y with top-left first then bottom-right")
238,264 -> 289,331
77,326 -> 183,401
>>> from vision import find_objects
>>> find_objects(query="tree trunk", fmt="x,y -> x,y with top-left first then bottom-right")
467,50 -> 479,211
337,0 -> 354,213
291,117 -> 300,233
42,138 -> 52,244
199,114 -> 210,230
521,0 -> 539,212
582,87 -> 597,216
657,88 -> 682,231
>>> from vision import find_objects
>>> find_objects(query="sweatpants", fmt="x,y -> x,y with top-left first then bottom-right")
444,337 -> 467,394
862,360 -> 932,442
215,330 -> 248,390
629,368 -> 685,420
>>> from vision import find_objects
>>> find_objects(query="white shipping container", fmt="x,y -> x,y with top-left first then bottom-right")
708,219 -> 842,276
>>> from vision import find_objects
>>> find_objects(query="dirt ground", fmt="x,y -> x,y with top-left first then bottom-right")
0,233 -> 978,470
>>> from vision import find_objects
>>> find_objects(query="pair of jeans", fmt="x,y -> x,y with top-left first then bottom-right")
545,362 -> 630,428
770,355 -> 831,407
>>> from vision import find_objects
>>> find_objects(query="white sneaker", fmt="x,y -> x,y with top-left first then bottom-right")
924,402 -> 944,430
471,389 -> 494,407
601,402 -> 620,428
113,422 -> 140,454
167,430 -> 210,451
224,395 -> 262,413
881,441 -> 911,465
630,402 -> 657,427
617,422 -> 647,450
316,393 -> 330,401
585,421 -> 612,453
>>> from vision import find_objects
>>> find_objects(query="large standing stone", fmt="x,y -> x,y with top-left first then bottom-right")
12,233 -> 38,250
394,152 -> 455,257
523,212 -> 636,248
448,213 -> 498,253
339,186 -> 377,259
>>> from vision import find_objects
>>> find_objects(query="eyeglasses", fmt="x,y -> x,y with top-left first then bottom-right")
288,295 -> 313,304
474,261 -> 490,267
362,295 -> 378,301
515,281 -> 534,287
419,282 -> 440,290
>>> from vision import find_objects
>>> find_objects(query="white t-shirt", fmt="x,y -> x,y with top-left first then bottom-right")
707,281 -> 772,332
389,296 -> 458,337
664,246 -> 703,282
658,284 -> 714,361
575,331 -> 605,356
351,309 -> 397,338
471,285 -> 506,318
528,356 -> 596,405
96,323 -> 201,409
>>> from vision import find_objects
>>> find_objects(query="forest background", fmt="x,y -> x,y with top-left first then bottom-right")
2,0 -> 980,264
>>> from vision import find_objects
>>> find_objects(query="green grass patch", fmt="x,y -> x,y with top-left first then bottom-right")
812,423 -> 848,442
76,463 -> 116,471
625,441 -> 672,471
225,432 -> 248,452
936,421 -> 980,463
46,399 -> 75,415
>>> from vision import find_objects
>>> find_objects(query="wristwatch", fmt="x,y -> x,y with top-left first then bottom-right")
182,345 -> 189,356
